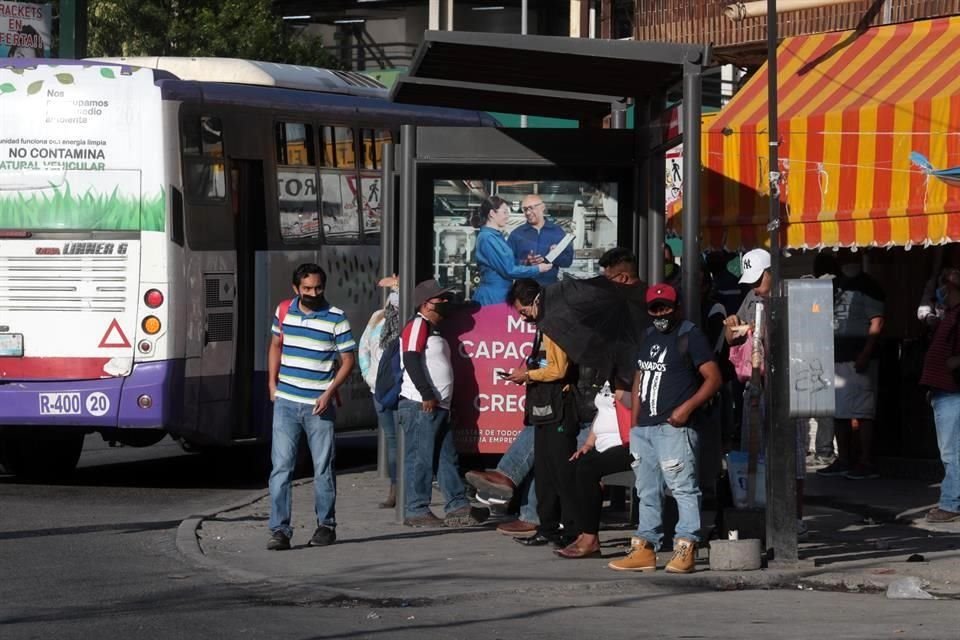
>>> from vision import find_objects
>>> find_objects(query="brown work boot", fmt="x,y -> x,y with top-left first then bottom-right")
465,469 -> 517,502
665,538 -> 697,574
607,537 -> 656,572
378,484 -> 396,509
496,519 -> 538,537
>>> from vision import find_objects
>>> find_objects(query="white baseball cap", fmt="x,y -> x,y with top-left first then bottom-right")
739,248 -> 771,284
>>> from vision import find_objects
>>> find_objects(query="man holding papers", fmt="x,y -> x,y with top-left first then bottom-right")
507,194 -> 575,286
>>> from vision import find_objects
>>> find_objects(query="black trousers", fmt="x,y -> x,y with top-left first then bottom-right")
573,444 -> 633,535
533,392 -> 580,536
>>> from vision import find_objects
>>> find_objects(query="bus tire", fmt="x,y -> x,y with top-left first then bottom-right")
0,430 -> 85,480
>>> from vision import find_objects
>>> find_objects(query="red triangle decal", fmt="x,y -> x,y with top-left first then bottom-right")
99,318 -> 131,348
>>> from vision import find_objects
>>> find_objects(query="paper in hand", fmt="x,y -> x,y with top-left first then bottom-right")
544,233 -> 574,263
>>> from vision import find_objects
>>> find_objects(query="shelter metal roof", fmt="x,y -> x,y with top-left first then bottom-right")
390,30 -> 706,119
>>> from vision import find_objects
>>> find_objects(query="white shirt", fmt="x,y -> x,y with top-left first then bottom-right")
592,383 -> 623,453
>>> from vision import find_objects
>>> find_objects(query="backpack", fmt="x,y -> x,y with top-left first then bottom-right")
276,298 -> 342,407
373,337 -> 403,411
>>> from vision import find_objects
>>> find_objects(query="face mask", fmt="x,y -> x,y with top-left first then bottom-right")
387,291 -> 399,308
431,300 -> 451,317
652,313 -> 677,333
840,263 -> 861,278
300,294 -> 325,310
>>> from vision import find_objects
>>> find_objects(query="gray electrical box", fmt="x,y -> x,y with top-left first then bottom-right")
785,279 -> 835,418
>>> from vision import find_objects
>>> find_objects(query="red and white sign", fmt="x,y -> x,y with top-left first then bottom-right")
442,304 -> 536,454
98,318 -> 131,348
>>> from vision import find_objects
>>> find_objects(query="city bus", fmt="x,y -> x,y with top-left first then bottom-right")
0,57 -> 492,477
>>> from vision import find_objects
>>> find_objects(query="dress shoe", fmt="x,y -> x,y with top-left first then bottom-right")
464,470 -> 516,502
555,544 -> 601,559
515,533 -> 554,547
496,519 -> 538,537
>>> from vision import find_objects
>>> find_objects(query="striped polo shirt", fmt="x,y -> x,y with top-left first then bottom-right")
272,297 -> 356,405
921,303 -> 960,393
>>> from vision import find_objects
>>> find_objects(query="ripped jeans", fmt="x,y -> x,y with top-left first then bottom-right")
630,424 -> 701,549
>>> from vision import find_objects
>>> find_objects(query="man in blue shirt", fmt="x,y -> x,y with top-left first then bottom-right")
507,195 -> 574,286
266,263 -> 356,551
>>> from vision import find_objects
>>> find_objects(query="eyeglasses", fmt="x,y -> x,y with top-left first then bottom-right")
521,203 -> 544,214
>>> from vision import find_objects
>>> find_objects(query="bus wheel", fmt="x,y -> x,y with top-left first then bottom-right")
0,430 -> 85,479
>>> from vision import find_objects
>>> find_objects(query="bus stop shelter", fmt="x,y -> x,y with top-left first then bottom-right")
386,30 -> 709,321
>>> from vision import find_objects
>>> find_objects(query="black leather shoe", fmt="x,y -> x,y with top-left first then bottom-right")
515,533 -> 553,546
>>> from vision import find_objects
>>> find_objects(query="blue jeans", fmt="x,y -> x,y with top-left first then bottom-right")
398,399 -> 469,518
631,424 -> 701,548
268,397 -> 337,538
374,399 -> 397,483
497,424 -> 538,524
931,391 -> 960,512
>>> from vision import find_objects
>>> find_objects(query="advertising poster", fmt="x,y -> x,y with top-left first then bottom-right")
432,179 -> 619,453
1,2 -> 51,58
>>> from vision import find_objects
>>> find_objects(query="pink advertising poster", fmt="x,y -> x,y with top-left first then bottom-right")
442,303 -> 536,454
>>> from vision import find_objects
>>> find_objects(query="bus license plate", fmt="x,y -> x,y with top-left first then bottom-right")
39,393 -> 82,415
0,333 -> 23,357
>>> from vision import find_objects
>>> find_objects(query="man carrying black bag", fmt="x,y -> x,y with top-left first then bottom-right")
503,278 -> 579,548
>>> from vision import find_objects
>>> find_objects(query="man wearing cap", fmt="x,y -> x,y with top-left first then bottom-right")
724,248 -> 772,344
398,279 -> 485,528
608,283 -> 721,573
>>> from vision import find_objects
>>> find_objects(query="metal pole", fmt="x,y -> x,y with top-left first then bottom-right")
682,59 -> 703,324
395,125 -> 417,524
634,96 -> 651,283
520,0 -> 528,129
58,0 -> 88,59
446,0 -> 455,30
377,142 -> 396,480
648,93 -> 666,285
764,0 -> 798,565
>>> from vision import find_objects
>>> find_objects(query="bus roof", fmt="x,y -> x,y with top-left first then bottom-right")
86,57 -> 388,98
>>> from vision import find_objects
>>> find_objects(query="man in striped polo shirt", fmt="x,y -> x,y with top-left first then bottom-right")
266,263 -> 356,551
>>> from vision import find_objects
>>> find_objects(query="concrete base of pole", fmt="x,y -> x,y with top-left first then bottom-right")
709,539 -> 763,571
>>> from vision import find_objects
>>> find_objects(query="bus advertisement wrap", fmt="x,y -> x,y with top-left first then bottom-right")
0,64 -> 164,231
0,2 -> 51,58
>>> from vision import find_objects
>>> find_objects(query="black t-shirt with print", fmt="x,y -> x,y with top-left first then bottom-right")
635,322 -> 715,427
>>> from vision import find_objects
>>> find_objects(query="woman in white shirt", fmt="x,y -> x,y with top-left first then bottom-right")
556,381 -> 633,559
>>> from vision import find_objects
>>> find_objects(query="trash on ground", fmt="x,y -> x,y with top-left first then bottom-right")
886,576 -> 935,600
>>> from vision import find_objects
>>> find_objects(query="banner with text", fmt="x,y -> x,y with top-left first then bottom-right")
1,2 -> 51,58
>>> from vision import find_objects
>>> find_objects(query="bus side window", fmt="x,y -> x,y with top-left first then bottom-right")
360,129 -> 391,238
318,125 -> 360,243
181,115 -> 226,202
276,121 -> 320,243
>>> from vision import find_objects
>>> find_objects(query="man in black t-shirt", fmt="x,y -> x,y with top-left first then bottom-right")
608,283 -> 722,574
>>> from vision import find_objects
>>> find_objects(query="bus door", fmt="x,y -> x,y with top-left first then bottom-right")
230,159 -> 268,438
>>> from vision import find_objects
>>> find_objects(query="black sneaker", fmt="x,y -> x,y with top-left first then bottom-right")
816,461 -> 849,477
267,531 -> 291,551
308,525 -> 336,547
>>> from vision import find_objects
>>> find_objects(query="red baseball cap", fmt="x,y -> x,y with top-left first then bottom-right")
646,283 -> 678,309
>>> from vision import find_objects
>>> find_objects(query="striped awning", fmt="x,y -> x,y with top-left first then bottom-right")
700,16 -> 960,250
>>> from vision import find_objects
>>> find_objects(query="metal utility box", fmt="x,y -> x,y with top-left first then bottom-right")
785,279 -> 835,418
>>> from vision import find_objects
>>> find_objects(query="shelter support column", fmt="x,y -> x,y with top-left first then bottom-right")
681,57 -> 703,322
633,96 -> 651,283
648,93 -> 666,286
377,142 -> 397,480
396,125 -> 418,524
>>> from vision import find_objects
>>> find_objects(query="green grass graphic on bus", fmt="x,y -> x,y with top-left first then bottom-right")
0,184 -> 164,231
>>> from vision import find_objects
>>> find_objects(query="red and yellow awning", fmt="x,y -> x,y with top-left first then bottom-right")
701,16 -> 960,250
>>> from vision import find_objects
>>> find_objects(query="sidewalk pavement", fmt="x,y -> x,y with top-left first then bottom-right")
184,466 -> 960,603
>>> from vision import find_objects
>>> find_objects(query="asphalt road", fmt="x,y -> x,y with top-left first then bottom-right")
1,433 -> 958,640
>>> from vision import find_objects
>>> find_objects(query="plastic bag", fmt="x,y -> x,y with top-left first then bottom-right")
886,576 -> 934,600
